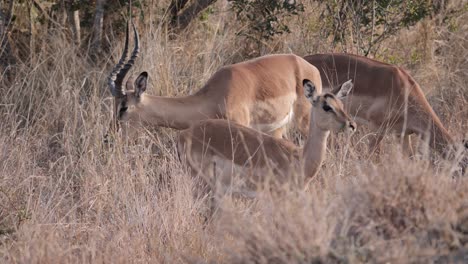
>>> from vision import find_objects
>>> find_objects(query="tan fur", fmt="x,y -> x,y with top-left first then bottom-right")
112,54 -> 322,139
304,53 -> 454,155
177,91 -> 356,195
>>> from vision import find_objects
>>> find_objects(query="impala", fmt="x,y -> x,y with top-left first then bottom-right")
177,80 -> 356,197
304,53 -> 466,156
107,12 -> 323,140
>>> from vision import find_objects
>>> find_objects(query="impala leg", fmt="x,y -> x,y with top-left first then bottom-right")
367,116 -> 390,157
414,131 -> 432,158
402,133 -> 414,157
369,132 -> 384,156
190,161 -> 218,224
179,137 -> 218,222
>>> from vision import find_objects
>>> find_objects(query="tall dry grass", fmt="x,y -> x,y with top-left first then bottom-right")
0,2 -> 467,263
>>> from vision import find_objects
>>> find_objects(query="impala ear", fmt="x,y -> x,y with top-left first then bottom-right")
335,79 -> 354,99
134,72 -> 148,97
303,79 -> 318,101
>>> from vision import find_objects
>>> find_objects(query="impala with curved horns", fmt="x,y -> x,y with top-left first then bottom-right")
106,7 -> 327,141
304,53 -> 467,157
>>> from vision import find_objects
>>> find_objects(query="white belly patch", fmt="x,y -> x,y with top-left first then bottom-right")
250,93 -> 297,133
253,110 -> 294,133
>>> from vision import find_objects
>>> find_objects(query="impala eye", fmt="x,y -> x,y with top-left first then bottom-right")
323,104 -> 333,112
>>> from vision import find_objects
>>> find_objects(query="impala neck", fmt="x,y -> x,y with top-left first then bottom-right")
302,113 -> 330,179
137,94 -> 216,130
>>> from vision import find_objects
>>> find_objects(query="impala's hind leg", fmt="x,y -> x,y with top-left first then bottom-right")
402,133 -> 414,157
189,161 -> 219,225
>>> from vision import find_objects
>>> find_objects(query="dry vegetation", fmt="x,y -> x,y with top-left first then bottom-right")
1,1 -> 467,263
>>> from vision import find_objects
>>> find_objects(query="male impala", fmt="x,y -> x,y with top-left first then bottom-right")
107,13 -> 321,140
177,80 -> 356,196
304,53 -> 465,156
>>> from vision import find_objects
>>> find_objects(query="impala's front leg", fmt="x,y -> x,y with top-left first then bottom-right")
402,133 -> 414,157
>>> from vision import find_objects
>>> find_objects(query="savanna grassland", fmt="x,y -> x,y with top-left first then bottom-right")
1,1 -> 467,263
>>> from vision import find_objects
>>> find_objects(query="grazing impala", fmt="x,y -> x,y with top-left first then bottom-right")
177,80 -> 356,196
107,10 -> 322,140
304,53 -> 465,156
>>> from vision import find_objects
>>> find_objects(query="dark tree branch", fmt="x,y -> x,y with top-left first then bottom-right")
0,0 -> 15,79
65,0 -> 81,45
91,0 -> 106,58
169,0 -> 217,31
168,0 -> 190,26
31,0 -> 65,29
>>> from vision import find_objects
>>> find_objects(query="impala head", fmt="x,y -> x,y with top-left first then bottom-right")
105,11 -> 149,141
303,79 -> 356,133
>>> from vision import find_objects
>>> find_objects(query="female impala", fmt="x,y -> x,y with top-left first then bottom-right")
177,80 -> 356,195
304,53 -> 467,156
107,10 -> 321,140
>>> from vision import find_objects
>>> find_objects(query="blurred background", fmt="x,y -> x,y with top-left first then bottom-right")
0,1 -> 467,263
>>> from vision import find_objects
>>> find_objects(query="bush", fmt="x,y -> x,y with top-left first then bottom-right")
229,0 -> 304,55
315,0 -> 444,56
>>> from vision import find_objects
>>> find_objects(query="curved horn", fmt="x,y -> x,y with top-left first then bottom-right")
115,21 -> 140,89
107,19 -> 130,97
107,0 -> 134,97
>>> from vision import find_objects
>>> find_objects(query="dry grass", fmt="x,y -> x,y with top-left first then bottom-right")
1,2 -> 467,263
